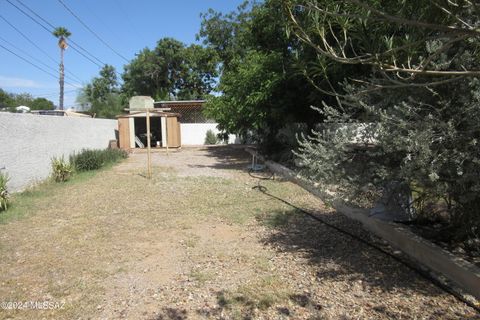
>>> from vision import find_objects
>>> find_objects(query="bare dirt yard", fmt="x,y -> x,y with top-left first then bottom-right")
0,146 -> 478,319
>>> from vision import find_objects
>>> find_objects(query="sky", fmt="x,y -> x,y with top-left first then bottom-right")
0,0 -> 244,109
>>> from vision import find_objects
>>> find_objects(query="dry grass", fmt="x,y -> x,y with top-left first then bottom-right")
0,147 -> 477,319
217,275 -> 292,318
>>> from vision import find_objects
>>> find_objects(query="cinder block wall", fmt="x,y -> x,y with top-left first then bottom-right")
0,113 -> 117,192
180,123 -> 238,145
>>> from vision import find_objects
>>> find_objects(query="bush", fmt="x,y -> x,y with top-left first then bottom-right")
0,172 -> 9,211
70,150 -> 103,171
102,148 -> 128,163
70,148 -> 128,171
297,79 -> 480,245
51,156 -> 73,182
204,130 -> 218,145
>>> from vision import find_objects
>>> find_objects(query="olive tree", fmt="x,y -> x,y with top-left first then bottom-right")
287,0 -> 480,243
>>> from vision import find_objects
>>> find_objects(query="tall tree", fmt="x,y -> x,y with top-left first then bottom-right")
52,27 -> 71,110
84,65 -> 118,102
78,65 -> 123,119
122,38 -> 218,101
0,89 -> 54,112
0,89 -> 15,109
200,0 -> 325,154
30,98 -> 55,110
288,0 -> 480,241
177,44 -> 218,99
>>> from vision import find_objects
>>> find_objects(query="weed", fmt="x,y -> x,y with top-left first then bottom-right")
189,269 -> 214,285
70,148 -> 128,171
51,156 -> 73,182
253,256 -> 271,272
184,234 -> 201,248
0,170 -> 98,224
220,275 -> 291,311
0,171 -> 9,211
204,129 -> 218,145
256,210 -> 293,228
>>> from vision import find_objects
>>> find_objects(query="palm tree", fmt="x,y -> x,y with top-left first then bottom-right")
52,27 -> 71,110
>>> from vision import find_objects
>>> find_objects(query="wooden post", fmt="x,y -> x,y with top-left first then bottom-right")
165,116 -> 169,156
146,109 -> 152,179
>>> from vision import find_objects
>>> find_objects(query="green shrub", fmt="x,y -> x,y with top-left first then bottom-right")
51,156 -> 73,182
70,148 -> 128,172
204,130 -> 218,145
101,148 -> 128,164
0,172 -> 9,211
70,150 -> 103,171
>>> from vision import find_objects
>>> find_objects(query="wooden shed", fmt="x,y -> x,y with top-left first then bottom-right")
117,111 -> 181,150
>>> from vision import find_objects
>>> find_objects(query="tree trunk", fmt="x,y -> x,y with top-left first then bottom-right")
59,48 -> 64,110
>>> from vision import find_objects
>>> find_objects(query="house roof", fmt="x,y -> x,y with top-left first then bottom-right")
31,110 -> 91,117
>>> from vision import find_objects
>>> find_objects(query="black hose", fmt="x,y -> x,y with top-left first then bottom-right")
249,170 -> 480,314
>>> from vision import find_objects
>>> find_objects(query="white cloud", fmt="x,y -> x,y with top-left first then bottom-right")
0,75 -> 47,89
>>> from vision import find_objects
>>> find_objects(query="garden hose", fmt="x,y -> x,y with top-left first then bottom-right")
248,168 -> 480,313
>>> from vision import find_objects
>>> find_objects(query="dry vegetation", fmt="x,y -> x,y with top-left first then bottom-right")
0,147 -> 477,319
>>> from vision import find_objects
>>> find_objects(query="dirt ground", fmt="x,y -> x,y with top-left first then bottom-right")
0,146 -> 478,319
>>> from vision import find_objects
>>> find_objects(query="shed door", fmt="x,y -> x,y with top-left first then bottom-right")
118,118 -> 130,150
166,117 -> 181,147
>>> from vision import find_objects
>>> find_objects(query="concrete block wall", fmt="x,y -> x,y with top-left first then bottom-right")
180,123 -> 238,145
0,113 -> 117,192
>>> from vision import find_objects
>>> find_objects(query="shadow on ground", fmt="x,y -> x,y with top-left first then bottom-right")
151,308 -> 188,320
149,210 -> 464,319
187,146 -> 252,171
261,206 -> 444,295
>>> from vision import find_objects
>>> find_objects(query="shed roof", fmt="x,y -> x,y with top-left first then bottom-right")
116,110 -> 181,118
155,100 -> 205,105
154,100 -> 205,109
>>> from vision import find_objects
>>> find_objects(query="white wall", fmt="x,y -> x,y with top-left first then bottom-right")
180,123 -> 238,145
0,113 -> 117,192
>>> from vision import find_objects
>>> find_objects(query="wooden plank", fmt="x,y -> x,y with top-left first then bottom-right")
167,117 -> 181,148
167,117 -> 180,147
177,117 -> 181,147
118,118 -> 130,150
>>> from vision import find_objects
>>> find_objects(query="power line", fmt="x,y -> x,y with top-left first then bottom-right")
113,0 -> 149,45
56,0 -> 130,63
67,42 -> 123,77
82,0 -> 127,48
4,0 -> 51,33
6,0 -> 110,70
0,14 -> 85,84
0,34 -> 84,84
0,14 -> 57,64
11,0 -> 105,67
12,0 -> 56,29
0,43 -> 81,89
0,44 -> 57,79
69,44 -> 104,68
32,89 -> 78,98
0,35 -> 55,71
